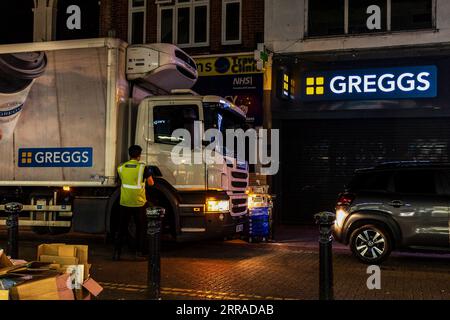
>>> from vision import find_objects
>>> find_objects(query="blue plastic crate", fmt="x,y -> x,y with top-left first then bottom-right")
246,206 -> 271,239
249,207 -> 269,217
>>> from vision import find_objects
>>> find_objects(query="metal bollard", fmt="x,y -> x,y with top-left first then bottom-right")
5,202 -> 23,259
146,206 -> 165,300
314,211 -> 336,300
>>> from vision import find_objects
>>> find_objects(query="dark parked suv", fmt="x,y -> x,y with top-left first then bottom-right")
334,161 -> 450,264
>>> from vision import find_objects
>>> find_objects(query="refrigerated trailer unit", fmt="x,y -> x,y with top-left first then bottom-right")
0,38 -> 249,241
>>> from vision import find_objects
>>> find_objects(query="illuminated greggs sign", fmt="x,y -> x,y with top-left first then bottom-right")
301,65 -> 437,101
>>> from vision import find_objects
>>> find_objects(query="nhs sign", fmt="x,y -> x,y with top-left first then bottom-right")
301,65 -> 437,101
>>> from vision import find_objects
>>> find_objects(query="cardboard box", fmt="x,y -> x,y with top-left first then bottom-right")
58,245 -> 77,258
0,290 -> 9,300
56,274 -> 75,300
0,249 -> 13,268
36,244 -> 66,257
0,250 -> 25,276
82,278 -> 103,297
37,244 -> 90,280
10,276 -> 60,300
39,255 -> 79,266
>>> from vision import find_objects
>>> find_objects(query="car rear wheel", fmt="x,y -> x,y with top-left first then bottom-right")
350,224 -> 392,264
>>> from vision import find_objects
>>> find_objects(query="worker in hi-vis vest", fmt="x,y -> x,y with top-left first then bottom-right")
113,145 -> 154,261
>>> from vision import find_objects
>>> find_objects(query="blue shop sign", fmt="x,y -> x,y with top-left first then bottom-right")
301,65 -> 437,101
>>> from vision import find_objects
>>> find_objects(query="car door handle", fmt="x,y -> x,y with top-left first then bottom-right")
389,200 -> 405,208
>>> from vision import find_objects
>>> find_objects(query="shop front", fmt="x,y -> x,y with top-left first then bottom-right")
272,49 -> 450,224
192,53 -> 264,127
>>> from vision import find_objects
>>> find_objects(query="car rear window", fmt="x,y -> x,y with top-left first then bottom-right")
394,170 -> 436,194
348,171 -> 392,191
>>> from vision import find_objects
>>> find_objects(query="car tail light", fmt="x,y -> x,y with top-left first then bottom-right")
336,193 -> 354,206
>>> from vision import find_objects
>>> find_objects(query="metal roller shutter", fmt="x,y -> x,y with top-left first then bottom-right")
280,118 -> 450,224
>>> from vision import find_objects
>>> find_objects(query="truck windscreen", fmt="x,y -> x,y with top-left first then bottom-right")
203,104 -> 247,133
203,103 -> 248,158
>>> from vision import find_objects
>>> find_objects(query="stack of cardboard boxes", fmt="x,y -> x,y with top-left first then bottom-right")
0,244 -> 103,300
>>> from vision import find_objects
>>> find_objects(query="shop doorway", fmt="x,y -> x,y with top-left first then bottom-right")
279,118 -> 450,224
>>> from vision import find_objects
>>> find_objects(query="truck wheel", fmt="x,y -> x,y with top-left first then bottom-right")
350,224 -> 392,264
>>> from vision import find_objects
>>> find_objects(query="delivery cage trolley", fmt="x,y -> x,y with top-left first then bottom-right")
245,186 -> 274,243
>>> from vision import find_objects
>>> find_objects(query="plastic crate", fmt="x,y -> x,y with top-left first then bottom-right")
249,207 -> 269,217
247,207 -> 270,239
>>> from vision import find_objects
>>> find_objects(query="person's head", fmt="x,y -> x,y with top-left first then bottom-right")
128,145 -> 142,160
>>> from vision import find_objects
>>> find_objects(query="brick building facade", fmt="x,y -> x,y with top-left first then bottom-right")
99,0 -> 264,55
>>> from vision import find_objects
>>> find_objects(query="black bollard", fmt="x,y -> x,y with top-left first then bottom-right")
314,211 -> 336,300
146,206 -> 165,300
5,202 -> 23,259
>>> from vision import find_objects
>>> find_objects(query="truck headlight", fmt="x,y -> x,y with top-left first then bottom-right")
206,199 -> 229,212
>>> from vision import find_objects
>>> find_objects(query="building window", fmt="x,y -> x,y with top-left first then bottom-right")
128,0 -> 147,44
160,8 -> 173,43
307,0 -> 434,37
391,0 -> 433,31
308,0 -> 345,37
348,0 -> 387,34
222,0 -> 242,45
158,0 -> 209,48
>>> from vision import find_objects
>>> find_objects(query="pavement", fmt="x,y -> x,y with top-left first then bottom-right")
0,225 -> 449,300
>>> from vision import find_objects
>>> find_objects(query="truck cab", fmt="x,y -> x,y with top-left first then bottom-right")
135,93 -> 249,241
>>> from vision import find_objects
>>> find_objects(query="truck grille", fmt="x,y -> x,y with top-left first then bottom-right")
231,181 -> 247,188
231,172 -> 248,179
232,198 -> 247,206
228,160 -> 248,216
232,205 -> 247,214
230,195 -> 247,216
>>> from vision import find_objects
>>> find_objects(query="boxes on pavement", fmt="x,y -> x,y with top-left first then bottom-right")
9,276 -> 60,300
0,244 -> 102,300
0,290 -> 9,300
37,244 -> 90,280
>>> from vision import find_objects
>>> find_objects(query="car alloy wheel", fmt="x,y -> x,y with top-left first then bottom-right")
350,224 -> 392,264
355,229 -> 386,260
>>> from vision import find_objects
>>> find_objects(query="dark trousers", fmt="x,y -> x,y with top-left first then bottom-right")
114,205 -> 147,256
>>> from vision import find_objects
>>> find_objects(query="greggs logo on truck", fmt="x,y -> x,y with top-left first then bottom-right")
18,147 -> 93,167
301,65 -> 437,101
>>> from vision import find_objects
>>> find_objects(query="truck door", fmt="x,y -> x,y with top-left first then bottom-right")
390,169 -> 449,248
144,100 -> 206,190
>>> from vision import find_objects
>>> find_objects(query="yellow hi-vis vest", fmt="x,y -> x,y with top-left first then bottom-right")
117,159 -> 146,207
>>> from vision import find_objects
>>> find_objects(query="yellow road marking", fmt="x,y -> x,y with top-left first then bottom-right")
99,282 -> 295,300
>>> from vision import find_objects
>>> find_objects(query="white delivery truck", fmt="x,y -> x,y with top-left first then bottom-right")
0,38 -> 249,241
